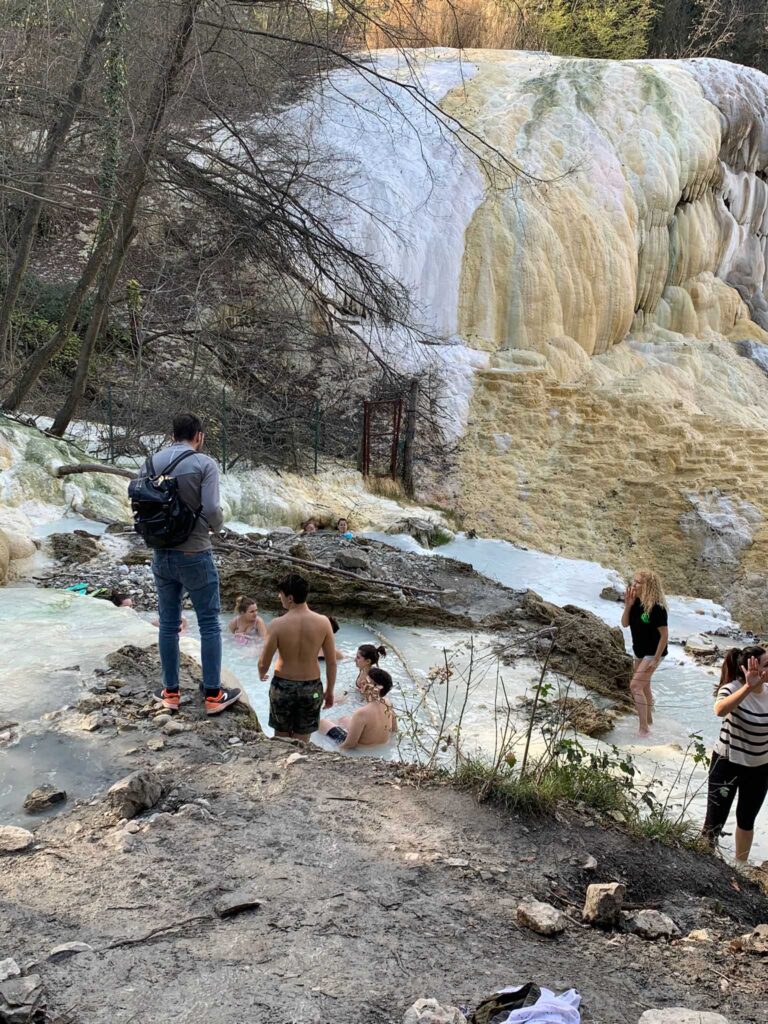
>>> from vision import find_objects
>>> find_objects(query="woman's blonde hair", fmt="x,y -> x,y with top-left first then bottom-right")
235,594 -> 257,614
634,569 -> 666,614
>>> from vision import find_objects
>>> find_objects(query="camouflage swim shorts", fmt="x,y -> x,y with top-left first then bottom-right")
269,676 -> 323,735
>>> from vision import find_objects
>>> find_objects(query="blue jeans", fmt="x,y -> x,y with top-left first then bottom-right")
152,549 -> 221,695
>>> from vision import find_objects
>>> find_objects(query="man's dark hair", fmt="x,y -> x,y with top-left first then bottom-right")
173,413 -> 203,441
278,573 -> 309,604
327,615 -> 339,634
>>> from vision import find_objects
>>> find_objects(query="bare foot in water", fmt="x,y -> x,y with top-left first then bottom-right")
638,729 -> 651,739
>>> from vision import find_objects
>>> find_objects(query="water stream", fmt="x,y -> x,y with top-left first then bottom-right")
1,521 -> 763,860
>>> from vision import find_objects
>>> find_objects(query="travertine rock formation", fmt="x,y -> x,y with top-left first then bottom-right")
278,50 -> 768,622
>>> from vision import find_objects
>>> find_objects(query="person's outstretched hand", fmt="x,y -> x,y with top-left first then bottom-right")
741,656 -> 764,689
624,583 -> 636,606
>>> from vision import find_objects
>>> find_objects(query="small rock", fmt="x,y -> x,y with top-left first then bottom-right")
638,1011 -> 730,1024
685,634 -> 719,657
0,974 -> 46,1024
153,714 -> 171,728
403,999 -> 467,1024
0,826 -> 35,854
0,960 -> 20,983
23,785 -> 67,814
286,752 -> 307,766
583,882 -> 626,927
600,584 -> 624,602
147,737 -> 164,752
736,923 -> 768,954
228,737 -> 242,746
79,712 -> 103,732
215,886 -> 262,918
516,900 -> 567,936
124,822 -> 141,834
444,858 -> 469,868
582,855 -> 598,871
162,720 -> 191,736
685,928 -> 715,943
48,942 -> 93,962
334,550 -> 371,571
623,909 -> 681,941
76,695 -> 104,714
106,769 -> 163,820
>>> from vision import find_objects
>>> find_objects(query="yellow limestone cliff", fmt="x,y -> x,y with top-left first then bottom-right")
288,50 -> 768,623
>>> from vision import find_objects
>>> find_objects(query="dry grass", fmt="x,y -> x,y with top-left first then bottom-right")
364,0 -> 547,50
365,474 -> 407,500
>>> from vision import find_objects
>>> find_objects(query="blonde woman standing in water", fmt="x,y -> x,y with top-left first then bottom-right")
621,569 -> 669,738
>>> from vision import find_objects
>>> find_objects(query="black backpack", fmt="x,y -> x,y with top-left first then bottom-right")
128,450 -> 202,549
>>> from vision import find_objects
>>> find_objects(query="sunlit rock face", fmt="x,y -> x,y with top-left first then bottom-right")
284,49 -> 768,621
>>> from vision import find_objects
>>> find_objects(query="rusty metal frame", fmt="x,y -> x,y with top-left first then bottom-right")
362,398 -> 403,479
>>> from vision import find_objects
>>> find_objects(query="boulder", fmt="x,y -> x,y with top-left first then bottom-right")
685,634 -> 719,657
106,769 -> 164,820
582,882 -> 626,927
0,975 -> 46,1024
0,827 -> 34,854
516,900 -> 567,936
403,999 -> 467,1024
600,584 -> 624,602
560,697 -> 616,737
519,593 -> 633,700
387,518 -> 453,549
638,1011 -> 729,1024
623,909 -> 681,941
334,549 -> 371,572
48,530 -> 103,563
23,786 -> 67,814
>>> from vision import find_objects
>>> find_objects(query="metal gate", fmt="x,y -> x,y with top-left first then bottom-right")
362,398 -> 403,479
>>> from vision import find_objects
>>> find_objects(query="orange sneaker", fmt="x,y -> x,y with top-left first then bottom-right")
153,688 -> 180,712
204,688 -> 241,715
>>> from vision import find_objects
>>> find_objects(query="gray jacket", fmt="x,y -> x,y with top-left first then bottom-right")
139,443 -> 224,552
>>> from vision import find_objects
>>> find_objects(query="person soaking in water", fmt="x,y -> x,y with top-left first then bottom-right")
703,646 -> 768,862
228,595 -> 267,643
320,666 -> 397,750
621,569 -> 668,737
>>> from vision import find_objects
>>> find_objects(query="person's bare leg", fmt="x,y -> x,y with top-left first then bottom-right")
735,826 -> 754,862
630,663 -> 652,737
643,678 -> 654,726
293,732 -> 311,743
318,719 -> 333,734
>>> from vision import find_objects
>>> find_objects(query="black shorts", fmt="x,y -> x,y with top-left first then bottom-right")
326,726 -> 348,744
269,677 -> 323,735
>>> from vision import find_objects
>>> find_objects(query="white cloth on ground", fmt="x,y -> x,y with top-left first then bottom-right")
499,987 -> 580,1024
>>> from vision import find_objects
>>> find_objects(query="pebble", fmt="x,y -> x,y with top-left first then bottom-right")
516,899 -> 567,936
163,720 -> 191,736
0,959 -> 21,982
48,942 -> 93,962
23,785 -> 67,814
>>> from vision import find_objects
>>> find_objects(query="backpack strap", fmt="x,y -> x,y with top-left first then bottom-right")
148,448 -> 196,481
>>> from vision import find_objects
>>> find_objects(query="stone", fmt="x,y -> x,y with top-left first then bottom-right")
583,882 -> 626,927
623,909 -> 681,941
0,975 -> 46,1024
685,929 -> 715,943
162,720 -> 191,736
600,584 -> 624,602
215,886 -> 262,918
49,530 -> 103,563
0,721 -> 18,732
638,1011 -> 730,1024
334,549 -> 371,572
516,900 -> 567,936
582,855 -> 598,872
736,923 -> 768,954
147,737 -> 164,752
0,961 -> 20,983
0,827 -> 34,854
403,999 -> 467,1024
79,712 -> 103,732
23,785 -> 66,814
286,752 -> 307,766
153,714 -> 171,728
106,769 -> 164,820
47,942 -> 93,962
76,695 -> 105,714
684,634 -> 719,656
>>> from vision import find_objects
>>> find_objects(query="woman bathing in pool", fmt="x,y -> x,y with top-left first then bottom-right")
319,666 -> 397,750
334,643 -> 386,703
228,595 -> 267,644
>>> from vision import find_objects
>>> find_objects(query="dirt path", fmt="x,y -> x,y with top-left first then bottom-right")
2,655 -> 767,1024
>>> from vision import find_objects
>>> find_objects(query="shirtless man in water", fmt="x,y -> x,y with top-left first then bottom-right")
258,573 -> 337,742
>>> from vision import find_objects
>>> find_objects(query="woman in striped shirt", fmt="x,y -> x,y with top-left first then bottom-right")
702,645 -> 768,862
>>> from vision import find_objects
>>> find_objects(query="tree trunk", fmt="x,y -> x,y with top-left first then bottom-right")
48,0 -> 203,436
402,378 -> 419,496
2,229 -> 114,411
0,0 -> 122,363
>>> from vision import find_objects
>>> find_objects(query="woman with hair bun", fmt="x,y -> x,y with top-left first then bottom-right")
703,645 -> 768,861
228,595 -> 267,643
621,569 -> 669,737
335,643 -> 387,705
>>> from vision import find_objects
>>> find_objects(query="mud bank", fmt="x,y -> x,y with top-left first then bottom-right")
1,647 -> 767,1024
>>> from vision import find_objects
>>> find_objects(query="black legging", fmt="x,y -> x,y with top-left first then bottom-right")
703,751 -> 768,838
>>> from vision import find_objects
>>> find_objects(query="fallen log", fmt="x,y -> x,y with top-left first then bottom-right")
216,536 -> 454,599
56,463 -> 137,480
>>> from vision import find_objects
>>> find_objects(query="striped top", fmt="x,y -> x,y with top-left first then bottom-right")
713,682 -> 768,767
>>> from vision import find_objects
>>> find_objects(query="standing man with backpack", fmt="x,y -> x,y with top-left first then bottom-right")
129,413 -> 241,715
